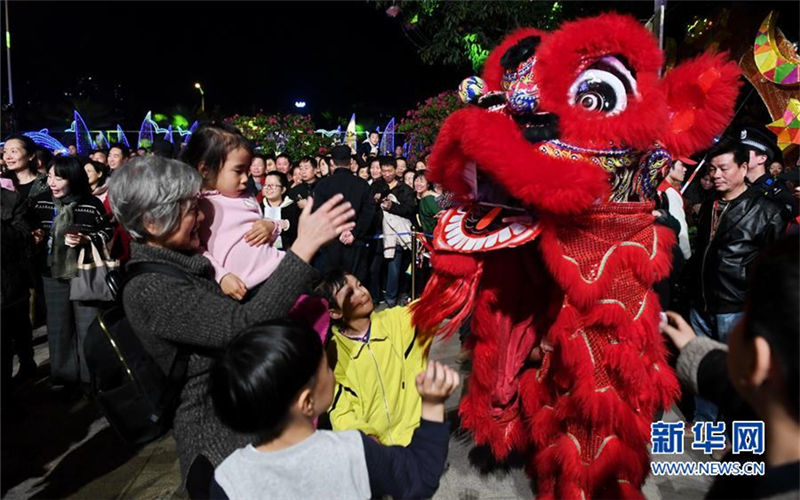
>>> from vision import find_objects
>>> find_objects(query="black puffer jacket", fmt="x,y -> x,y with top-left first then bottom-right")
691,190 -> 785,313
1,189 -> 33,307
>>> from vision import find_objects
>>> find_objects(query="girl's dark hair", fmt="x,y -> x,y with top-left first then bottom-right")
265,171 -> 289,190
180,122 -> 253,175
2,134 -> 39,177
35,148 -> 54,172
83,158 -> 110,187
414,171 -> 430,188
745,236 -> 799,421
210,320 -> 323,444
51,155 -> 91,199
109,143 -> 130,158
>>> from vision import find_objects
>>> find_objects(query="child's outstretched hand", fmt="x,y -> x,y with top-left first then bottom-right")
245,219 -> 276,247
416,361 -> 460,423
221,273 -> 248,301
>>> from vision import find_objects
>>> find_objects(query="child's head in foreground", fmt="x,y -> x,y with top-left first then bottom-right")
210,320 -> 333,444
314,269 -> 375,326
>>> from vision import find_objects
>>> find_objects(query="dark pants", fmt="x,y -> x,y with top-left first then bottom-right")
2,294 -> 34,382
689,308 -> 745,423
367,239 -> 384,302
30,253 -> 48,328
318,240 -> 368,283
385,245 -> 411,306
186,454 -> 214,499
414,257 -> 431,299
42,276 -> 99,385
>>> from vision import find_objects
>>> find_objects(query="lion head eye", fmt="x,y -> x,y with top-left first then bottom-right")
568,56 -> 638,116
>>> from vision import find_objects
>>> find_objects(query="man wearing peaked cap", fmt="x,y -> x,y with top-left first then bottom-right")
739,126 -> 792,216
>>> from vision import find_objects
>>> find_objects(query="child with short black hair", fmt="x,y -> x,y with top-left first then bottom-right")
315,269 -> 432,445
209,320 -> 458,499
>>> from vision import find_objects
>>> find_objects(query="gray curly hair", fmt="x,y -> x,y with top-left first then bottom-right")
108,156 -> 202,241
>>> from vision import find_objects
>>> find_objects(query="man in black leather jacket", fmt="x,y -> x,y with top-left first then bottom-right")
687,140 -> 786,424
689,140 -> 786,342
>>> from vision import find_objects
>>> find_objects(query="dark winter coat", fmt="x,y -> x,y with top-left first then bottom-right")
690,190 -> 785,313
312,168 -> 375,240
1,189 -> 33,307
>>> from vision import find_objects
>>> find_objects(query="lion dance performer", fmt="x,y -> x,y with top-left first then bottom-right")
412,13 -> 741,499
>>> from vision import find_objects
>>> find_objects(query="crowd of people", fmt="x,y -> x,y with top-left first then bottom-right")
0,124 -> 457,499
1,119 -> 798,498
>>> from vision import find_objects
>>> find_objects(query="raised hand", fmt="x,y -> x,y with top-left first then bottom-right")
291,194 -> 355,263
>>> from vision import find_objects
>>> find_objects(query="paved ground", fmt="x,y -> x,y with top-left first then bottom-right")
2,326 -> 713,499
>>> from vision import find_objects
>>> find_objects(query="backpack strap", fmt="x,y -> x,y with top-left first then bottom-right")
123,261 -> 192,422
156,347 -> 190,423
106,262 -> 190,302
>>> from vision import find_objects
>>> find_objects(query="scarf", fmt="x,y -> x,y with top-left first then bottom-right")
92,183 -> 109,197
48,194 -> 80,279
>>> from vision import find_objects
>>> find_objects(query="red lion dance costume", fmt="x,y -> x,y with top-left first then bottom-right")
412,14 -> 740,499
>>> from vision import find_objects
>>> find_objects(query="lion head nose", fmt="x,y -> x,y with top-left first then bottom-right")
507,82 -> 541,114
502,53 -> 541,115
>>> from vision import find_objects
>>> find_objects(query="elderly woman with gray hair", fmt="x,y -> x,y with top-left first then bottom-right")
107,156 -> 355,497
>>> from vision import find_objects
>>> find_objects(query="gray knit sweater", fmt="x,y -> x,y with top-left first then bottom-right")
122,242 -> 318,482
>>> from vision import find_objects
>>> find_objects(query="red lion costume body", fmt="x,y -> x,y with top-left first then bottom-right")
412,14 -> 741,499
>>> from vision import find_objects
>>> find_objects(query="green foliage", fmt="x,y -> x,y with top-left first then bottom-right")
224,113 -> 332,160
373,1 -> 572,68
398,91 -> 464,162
463,33 -> 490,72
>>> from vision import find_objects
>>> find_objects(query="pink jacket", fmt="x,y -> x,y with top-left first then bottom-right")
198,191 -> 284,288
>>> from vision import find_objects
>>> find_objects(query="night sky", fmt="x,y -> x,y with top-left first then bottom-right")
4,1 -> 465,132
2,1 -> 798,134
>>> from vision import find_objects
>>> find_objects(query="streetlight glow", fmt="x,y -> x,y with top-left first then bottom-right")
294,100 -> 306,109
193,82 -> 205,112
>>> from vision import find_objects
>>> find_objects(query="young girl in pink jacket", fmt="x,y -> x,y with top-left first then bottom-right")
181,123 -> 285,301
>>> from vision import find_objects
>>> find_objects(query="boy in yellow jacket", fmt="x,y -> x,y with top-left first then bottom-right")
315,270 -> 431,446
